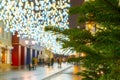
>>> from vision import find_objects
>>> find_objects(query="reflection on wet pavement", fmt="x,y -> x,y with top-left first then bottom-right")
0,67 -> 49,80
0,64 -> 82,80
0,63 -> 71,80
44,65 -> 82,80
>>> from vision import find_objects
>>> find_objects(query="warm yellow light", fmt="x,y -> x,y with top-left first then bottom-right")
47,48 -> 50,50
87,23 -> 92,29
81,52 -> 86,57
73,65 -> 79,74
0,27 -> 2,33
86,21 -> 96,33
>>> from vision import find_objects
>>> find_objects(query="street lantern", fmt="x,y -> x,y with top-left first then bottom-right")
25,40 -> 29,45
25,39 -> 36,48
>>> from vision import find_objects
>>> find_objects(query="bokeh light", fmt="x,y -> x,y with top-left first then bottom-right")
0,0 -> 74,54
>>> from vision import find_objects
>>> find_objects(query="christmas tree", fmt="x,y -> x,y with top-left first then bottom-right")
45,0 -> 120,79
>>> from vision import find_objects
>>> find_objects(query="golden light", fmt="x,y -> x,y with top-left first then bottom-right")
86,21 -> 94,30
0,27 -> 2,33
80,52 -> 86,57
73,65 -> 79,74
86,21 -> 96,34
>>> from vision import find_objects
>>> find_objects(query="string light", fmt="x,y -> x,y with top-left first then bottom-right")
0,0 -> 72,54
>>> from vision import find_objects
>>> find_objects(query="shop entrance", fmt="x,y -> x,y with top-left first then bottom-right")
1,47 -> 7,63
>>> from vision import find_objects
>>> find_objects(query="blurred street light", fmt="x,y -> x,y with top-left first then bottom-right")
25,39 -> 36,48
80,52 -> 86,57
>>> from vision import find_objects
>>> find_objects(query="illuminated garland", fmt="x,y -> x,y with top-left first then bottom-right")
0,0 -> 73,54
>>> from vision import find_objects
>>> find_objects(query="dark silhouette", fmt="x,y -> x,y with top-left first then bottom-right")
51,58 -> 54,67
57,57 -> 62,68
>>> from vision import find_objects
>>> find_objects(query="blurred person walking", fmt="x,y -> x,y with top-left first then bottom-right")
51,58 -> 54,67
57,57 -> 62,68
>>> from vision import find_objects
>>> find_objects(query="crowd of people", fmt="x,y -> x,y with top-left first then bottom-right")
28,56 -> 68,70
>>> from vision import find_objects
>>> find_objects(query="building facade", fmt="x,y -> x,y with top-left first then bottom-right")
12,32 -> 44,67
0,20 -> 13,65
69,0 -> 84,28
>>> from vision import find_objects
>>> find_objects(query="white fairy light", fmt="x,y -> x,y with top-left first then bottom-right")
0,0 -> 70,54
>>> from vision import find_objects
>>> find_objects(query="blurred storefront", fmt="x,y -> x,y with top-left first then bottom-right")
0,20 -> 13,70
12,32 -> 44,67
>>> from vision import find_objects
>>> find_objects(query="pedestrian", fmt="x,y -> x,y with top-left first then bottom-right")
57,57 -> 62,68
28,62 -> 32,70
41,58 -> 45,66
47,58 -> 50,67
51,58 -> 54,67
34,57 -> 38,69
32,57 -> 36,70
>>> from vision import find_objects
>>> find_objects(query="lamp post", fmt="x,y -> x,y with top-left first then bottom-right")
25,39 -> 36,68
25,39 -> 36,48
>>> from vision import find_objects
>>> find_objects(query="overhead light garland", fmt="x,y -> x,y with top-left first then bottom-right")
0,0 -> 73,54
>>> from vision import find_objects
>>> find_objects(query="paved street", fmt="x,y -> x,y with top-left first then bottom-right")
0,63 -> 72,80
43,65 -> 82,80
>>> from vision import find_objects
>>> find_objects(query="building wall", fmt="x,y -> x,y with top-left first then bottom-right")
21,46 -> 25,66
42,48 -> 54,59
12,45 -> 19,66
11,32 -> 20,66
12,32 -> 44,67
0,20 -> 13,65
69,0 -> 84,28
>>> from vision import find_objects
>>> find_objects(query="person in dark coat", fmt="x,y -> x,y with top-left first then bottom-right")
51,58 -> 54,67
